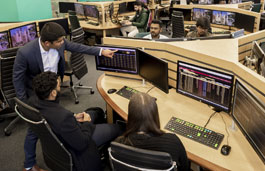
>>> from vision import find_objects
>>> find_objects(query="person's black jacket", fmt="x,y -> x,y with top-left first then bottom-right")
28,96 -> 102,171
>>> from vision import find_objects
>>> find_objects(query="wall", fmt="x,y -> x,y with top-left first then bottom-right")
0,0 -> 52,22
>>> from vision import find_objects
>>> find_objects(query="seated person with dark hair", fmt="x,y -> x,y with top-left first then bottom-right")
186,17 -> 212,38
120,1 -> 149,37
143,20 -> 168,39
115,93 -> 189,171
29,71 -> 122,171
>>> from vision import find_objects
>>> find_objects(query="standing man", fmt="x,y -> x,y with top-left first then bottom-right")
186,17 -> 212,38
120,1 -> 149,37
13,22 -> 116,171
143,20 -> 168,40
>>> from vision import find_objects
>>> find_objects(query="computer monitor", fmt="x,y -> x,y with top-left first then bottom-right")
232,80 -> 265,164
118,2 -> 127,14
74,3 -> 84,16
59,2 -> 75,13
235,13 -> 255,32
193,8 -> 212,21
38,18 -> 70,35
95,46 -> 139,74
83,5 -> 99,19
177,61 -> 234,112
192,8 -> 202,21
226,12 -> 236,27
0,31 -> 10,51
138,50 -> 169,93
9,23 -> 37,48
126,2 -> 135,12
212,10 -> 222,25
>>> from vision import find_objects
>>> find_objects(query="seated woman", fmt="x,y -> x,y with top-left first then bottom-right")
115,93 -> 189,171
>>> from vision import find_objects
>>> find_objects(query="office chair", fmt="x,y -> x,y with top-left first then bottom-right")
64,27 -> 94,104
68,11 -> 81,30
0,47 -> 20,136
14,97 -> 73,171
108,142 -> 177,171
171,10 -> 185,38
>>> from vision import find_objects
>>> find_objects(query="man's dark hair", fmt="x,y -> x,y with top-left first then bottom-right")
32,71 -> 59,100
151,19 -> 163,28
40,22 -> 66,43
135,1 -> 143,7
196,17 -> 210,29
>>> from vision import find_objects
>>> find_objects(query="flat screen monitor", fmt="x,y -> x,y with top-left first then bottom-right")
118,2 -> 127,14
83,5 -> 99,19
212,10 -> 223,25
199,0 -> 214,4
126,2 -> 135,12
38,18 -> 70,35
0,31 -> 10,51
177,61 -> 234,112
235,13 -> 255,32
193,8 -> 212,21
59,2 -> 75,13
95,46 -> 139,74
9,23 -> 37,48
74,3 -> 84,16
138,50 -> 169,94
232,80 -> 265,164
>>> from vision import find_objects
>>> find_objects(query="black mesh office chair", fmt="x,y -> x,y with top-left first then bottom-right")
64,27 -> 94,104
68,10 -> 81,30
108,142 -> 177,171
171,11 -> 185,38
14,97 -> 73,171
0,47 -> 20,136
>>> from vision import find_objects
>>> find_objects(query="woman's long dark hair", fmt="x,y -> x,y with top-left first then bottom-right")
123,93 -> 164,137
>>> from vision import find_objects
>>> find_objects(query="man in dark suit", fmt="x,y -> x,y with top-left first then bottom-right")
13,22 -> 116,171
28,71 -> 121,171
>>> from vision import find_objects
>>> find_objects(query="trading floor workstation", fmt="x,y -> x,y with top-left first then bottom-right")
92,29 -> 265,170
1,0 -> 265,170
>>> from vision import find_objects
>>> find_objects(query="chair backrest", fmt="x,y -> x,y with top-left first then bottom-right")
108,142 -> 177,171
68,12 -> 81,31
171,10 -> 185,38
0,47 -> 19,109
14,98 -> 73,171
70,27 -> 88,80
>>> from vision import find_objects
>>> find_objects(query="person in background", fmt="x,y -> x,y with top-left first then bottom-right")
186,17 -> 212,38
143,20 -> 168,39
28,71 -> 122,171
115,93 -> 190,171
13,22 -> 116,171
120,1 -> 149,37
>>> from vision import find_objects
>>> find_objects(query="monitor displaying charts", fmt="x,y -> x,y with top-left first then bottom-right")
9,23 -> 37,48
0,31 -> 10,51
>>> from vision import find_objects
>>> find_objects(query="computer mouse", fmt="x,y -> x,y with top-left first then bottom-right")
107,88 -> 117,94
221,145 -> 231,156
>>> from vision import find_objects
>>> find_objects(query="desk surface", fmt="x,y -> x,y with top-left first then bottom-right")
80,20 -> 121,30
97,73 -> 265,171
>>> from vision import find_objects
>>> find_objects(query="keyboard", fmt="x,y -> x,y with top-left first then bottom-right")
165,117 -> 224,149
87,21 -> 99,26
116,86 -> 139,100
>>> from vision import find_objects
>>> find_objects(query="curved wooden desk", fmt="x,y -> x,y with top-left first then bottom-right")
97,73 -> 265,171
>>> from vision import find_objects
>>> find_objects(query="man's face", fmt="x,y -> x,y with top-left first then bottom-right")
150,23 -> 162,39
134,5 -> 141,12
197,26 -> 208,37
49,36 -> 64,49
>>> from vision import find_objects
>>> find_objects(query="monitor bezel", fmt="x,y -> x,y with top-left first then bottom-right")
9,22 -> 37,48
138,49 -> 169,94
95,45 -> 139,75
176,61 -> 234,113
0,31 -> 10,51
232,79 -> 265,164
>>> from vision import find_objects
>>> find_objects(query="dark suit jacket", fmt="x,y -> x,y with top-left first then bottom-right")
13,38 -> 101,101
28,96 -> 102,171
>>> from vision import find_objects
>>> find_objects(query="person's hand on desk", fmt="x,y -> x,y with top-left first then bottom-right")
74,112 -> 91,122
102,49 -> 117,58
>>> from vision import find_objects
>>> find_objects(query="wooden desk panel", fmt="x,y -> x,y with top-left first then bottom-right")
97,74 -> 265,171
